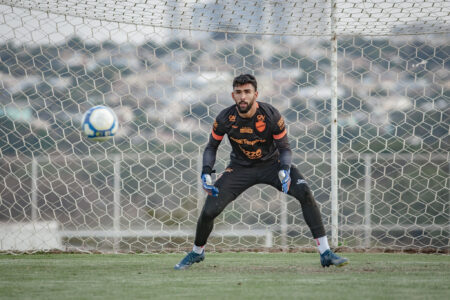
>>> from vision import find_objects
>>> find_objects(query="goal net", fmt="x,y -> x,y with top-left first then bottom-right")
0,0 -> 448,253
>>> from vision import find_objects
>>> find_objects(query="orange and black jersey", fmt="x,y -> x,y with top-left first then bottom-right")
202,101 -> 292,172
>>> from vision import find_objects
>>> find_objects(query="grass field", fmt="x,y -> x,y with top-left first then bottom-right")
0,252 -> 448,300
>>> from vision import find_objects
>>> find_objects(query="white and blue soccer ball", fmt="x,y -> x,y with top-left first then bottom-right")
81,105 -> 118,142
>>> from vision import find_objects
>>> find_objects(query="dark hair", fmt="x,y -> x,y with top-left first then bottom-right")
232,74 -> 257,91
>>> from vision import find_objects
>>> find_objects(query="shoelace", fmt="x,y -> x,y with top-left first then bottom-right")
329,252 -> 340,259
184,252 -> 198,264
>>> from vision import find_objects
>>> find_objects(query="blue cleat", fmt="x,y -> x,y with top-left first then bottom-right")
320,249 -> 348,268
174,250 -> 205,270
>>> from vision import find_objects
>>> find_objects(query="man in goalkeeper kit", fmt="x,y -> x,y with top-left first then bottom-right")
174,74 -> 348,270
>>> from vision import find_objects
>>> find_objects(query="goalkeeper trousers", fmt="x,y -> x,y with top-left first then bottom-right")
194,160 -> 326,247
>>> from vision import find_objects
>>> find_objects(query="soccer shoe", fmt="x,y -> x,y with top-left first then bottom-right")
174,250 -> 205,270
320,249 -> 348,268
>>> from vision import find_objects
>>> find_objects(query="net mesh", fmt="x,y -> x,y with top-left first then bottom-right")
0,1 -> 448,253
3,0 -> 450,36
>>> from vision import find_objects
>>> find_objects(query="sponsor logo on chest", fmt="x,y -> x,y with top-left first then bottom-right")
240,127 -> 253,134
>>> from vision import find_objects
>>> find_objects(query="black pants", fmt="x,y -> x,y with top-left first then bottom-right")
194,160 -> 326,246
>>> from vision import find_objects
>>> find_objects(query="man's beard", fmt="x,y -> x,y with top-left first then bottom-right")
237,98 -> 255,113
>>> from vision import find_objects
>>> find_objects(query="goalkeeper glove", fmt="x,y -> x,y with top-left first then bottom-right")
201,167 -> 219,197
278,167 -> 291,194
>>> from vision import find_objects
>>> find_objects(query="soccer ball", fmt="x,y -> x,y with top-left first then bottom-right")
81,105 -> 118,142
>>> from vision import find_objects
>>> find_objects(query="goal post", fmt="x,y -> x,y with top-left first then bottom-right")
0,1 -> 449,253
330,0 -> 339,247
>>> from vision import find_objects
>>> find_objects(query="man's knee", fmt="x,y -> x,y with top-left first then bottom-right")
200,204 -> 220,221
289,180 -> 316,206
200,193 -> 235,221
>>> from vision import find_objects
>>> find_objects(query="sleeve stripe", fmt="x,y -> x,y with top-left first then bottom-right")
273,129 -> 287,140
211,130 -> 224,141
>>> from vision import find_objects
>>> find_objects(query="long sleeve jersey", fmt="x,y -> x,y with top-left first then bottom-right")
202,101 -> 292,173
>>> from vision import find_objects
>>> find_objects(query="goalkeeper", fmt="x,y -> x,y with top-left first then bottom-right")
174,74 -> 348,270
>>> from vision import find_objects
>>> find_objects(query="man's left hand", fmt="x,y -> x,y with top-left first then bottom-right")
278,169 -> 291,194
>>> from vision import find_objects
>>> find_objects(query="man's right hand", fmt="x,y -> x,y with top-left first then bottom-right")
201,173 -> 219,197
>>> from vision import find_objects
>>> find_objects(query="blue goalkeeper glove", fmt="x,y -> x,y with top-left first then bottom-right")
278,169 -> 291,194
201,173 -> 219,197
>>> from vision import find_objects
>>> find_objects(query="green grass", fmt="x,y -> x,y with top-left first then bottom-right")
0,252 -> 448,300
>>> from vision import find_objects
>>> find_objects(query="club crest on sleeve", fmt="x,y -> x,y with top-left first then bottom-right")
277,117 -> 285,130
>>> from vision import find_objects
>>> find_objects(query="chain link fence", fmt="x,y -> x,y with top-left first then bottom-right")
0,1 -> 448,253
